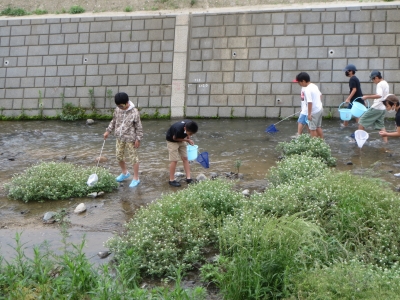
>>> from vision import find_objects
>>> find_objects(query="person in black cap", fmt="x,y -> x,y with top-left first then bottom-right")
342,64 -> 364,127
358,70 -> 389,143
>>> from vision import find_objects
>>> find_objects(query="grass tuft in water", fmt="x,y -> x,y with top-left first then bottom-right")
6,162 -> 118,202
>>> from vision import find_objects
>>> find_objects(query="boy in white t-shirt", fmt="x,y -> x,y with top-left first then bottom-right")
358,70 -> 389,143
294,72 -> 324,139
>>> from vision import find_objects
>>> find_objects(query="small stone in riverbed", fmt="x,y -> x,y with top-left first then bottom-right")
196,174 -> 207,181
43,211 -> 57,221
346,161 -> 353,165
74,203 -> 86,214
87,192 -> 97,198
86,119 -> 95,125
97,251 -> 111,259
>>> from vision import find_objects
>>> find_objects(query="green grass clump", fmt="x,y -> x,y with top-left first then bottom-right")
0,233 -> 206,299
60,102 -> 86,121
253,169 -> 400,267
33,8 -> 48,15
124,6 -> 133,12
277,134 -> 337,167
0,6 -> 29,16
68,5 -> 85,14
214,213 -> 324,299
293,261 -> 400,299
106,179 -> 244,277
267,154 -> 329,187
6,162 -> 118,202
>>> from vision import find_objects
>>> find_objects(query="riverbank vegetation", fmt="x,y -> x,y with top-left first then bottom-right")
2,137 -> 400,299
6,162 -> 118,202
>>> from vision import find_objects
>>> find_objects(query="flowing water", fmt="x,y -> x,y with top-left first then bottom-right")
1,118 -> 400,264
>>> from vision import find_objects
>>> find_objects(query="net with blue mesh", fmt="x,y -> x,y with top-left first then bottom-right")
196,152 -> 209,168
265,124 -> 279,134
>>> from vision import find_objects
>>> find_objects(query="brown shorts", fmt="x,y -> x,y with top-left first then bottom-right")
116,139 -> 139,165
167,141 -> 187,161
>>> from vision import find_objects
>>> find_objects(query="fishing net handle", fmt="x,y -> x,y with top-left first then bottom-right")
96,139 -> 106,168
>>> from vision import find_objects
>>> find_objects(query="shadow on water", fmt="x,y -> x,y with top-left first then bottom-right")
1,118 -> 400,262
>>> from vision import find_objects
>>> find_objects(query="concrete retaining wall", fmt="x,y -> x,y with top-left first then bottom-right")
1,2 -> 400,118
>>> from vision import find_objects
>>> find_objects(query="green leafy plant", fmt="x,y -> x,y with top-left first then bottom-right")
68,5 -> 85,14
124,6 -> 133,12
38,90 -> 43,118
60,103 -> 85,121
33,8 -> 48,15
216,213 -> 323,300
267,154 -> 329,187
277,134 -> 336,167
6,162 -> 118,202
0,6 -> 29,16
106,179 -> 243,277
88,88 -> 95,111
233,159 -> 242,174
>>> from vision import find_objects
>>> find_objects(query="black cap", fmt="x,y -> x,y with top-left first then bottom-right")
342,64 -> 357,72
369,70 -> 381,80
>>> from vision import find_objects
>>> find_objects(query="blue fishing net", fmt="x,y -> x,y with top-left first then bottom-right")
196,152 -> 209,168
265,124 -> 279,134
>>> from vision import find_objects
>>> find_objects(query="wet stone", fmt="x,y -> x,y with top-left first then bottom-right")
97,251 -> 111,259
74,203 -> 87,214
86,119 -> 95,125
242,189 -> 250,196
196,174 -> 207,181
209,172 -> 218,178
346,161 -> 353,165
43,211 -> 57,221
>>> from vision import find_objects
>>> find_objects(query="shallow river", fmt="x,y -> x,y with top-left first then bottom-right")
1,118 -> 400,264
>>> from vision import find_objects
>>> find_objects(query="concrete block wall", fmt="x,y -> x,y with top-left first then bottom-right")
0,15 -> 175,117
1,3 -> 400,119
186,4 -> 400,118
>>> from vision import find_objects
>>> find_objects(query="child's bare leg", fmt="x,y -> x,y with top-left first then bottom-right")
118,160 -> 128,174
297,123 -> 304,135
316,128 -> 324,139
342,120 -> 349,127
169,161 -> 178,181
133,163 -> 139,180
182,157 -> 191,179
310,130 -> 318,137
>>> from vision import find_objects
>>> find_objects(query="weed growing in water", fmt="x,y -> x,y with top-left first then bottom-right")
277,133 -> 336,167
6,162 -> 118,202
60,102 -> 85,121
106,179 -> 244,277
233,159 -> 242,174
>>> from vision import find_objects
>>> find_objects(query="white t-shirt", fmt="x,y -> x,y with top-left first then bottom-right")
300,87 -> 307,115
304,83 -> 323,115
371,80 -> 389,110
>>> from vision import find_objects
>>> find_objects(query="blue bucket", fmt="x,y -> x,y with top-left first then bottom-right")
338,102 -> 352,121
351,98 -> 369,118
187,145 -> 198,161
